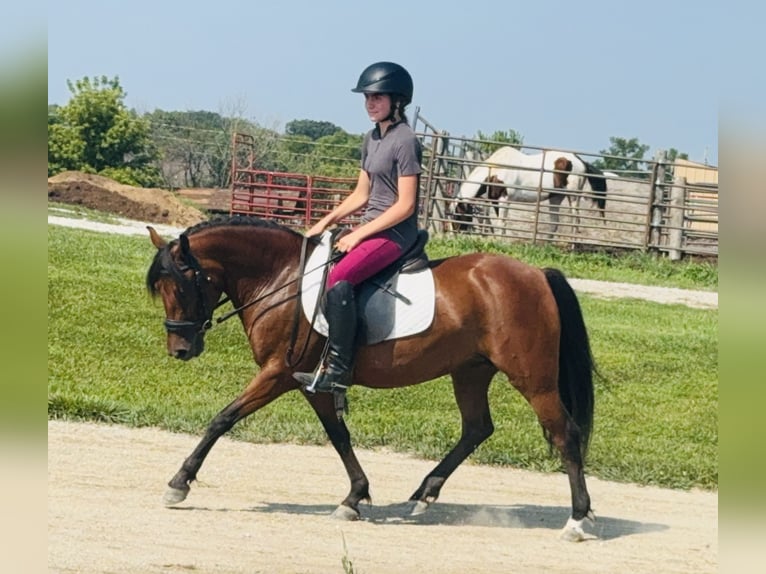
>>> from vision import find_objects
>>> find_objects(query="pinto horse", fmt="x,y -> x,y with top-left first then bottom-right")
146,216 -> 597,541
451,146 -> 607,235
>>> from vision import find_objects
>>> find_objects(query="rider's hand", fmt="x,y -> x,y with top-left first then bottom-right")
305,222 -> 327,237
334,230 -> 363,253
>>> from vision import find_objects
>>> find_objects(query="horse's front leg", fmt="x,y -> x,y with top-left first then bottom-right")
305,392 -> 370,521
548,194 -> 565,238
164,367 -> 293,506
496,199 -> 510,236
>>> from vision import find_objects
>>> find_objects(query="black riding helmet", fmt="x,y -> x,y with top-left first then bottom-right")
351,61 -> 414,105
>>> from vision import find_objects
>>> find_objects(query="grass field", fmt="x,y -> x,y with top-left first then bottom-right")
47,222 -> 718,490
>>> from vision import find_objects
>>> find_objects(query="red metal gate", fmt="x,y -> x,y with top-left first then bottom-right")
229,133 -> 356,229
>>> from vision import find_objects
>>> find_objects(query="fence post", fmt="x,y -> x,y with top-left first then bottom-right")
305,175 -> 313,228
530,149 -> 547,244
425,132 -> 449,233
648,150 -> 667,251
667,176 -> 686,260
412,106 -> 421,132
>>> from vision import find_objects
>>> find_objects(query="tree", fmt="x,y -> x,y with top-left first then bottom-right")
274,129 -> 361,178
593,136 -> 650,175
285,119 -> 342,140
48,76 -> 160,186
147,109 -> 230,188
665,148 -> 689,164
48,105 -> 85,175
305,131 -> 362,178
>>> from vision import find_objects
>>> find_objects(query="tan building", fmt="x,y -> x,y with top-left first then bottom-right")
673,158 -> 718,185
673,159 -> 718,233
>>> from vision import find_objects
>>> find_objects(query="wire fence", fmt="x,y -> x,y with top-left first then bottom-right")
227,114 -> 718,260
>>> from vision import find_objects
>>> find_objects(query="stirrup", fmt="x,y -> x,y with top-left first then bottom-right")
292,369 -> 324,392
292,369 -> 349,394
292,371 -> 349,419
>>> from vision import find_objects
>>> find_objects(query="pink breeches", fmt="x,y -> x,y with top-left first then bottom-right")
327,233 -> 403,289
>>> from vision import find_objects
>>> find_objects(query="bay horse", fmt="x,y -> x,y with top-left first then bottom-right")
146,215 -> 597,541
451,146 -> 607,235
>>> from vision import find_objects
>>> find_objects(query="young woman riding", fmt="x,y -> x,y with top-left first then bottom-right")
293,61 -> 422,393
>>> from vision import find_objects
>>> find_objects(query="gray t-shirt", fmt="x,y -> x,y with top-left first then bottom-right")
360,121 -> 422,250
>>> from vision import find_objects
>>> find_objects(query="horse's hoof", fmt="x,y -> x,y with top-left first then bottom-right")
163,486 -> 189,506
409,500 -> 429,516
560,517 -> 592,542
331,504 -> 360,521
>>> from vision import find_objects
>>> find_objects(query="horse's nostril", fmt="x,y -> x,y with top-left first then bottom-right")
173,349 -> 188,360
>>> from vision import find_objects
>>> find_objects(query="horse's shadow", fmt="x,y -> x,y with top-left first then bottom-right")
174,500 -> 667,541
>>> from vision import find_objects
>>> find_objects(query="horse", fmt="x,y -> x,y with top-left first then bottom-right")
146,215 -> 597,541
451,146 -> 607,235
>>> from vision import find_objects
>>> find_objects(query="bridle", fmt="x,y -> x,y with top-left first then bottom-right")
161,233 -> 341,367
163,243 -> 226,337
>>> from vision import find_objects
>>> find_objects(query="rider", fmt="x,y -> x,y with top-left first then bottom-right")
293,61 -> 422,393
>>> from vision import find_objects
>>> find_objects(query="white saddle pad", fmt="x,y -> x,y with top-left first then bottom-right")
300,232 -> 435,345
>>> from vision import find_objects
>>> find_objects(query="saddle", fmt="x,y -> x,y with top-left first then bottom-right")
302,229 -> 435,345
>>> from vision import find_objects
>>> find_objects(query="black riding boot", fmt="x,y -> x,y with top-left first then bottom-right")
293,281 -> 357,393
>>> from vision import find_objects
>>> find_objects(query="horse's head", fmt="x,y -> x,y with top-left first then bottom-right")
553,157 -> 573,189
479,175 -> 507,200
448,198 -> 475,231
475,175 -> 507,216
146,227 -> 224,361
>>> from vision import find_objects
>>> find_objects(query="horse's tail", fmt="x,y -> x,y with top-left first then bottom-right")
543,267 -> 595,456
582,161 -> 608,218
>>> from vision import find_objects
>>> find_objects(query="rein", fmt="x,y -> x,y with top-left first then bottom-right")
214,239 -> 341,325
166,232 -> 343,366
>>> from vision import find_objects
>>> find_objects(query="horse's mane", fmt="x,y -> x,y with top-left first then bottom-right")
146,215 -> 303,296
182,215 -> 302,238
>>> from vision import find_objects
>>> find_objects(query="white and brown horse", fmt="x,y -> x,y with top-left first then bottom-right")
451,146 -> 607,235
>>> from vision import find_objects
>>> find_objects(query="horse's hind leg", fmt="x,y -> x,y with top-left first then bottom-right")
522,387 -> 593,540
409,361 -> 496,514
164,368 -> 293,506
305,392 -> 371,521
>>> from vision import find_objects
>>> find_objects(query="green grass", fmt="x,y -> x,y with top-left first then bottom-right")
47,224 -> 718,491
426,236 -> 718,290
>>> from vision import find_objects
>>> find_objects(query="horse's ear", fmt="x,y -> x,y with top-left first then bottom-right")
147,226 -> 167,249
179,233 -> 191,256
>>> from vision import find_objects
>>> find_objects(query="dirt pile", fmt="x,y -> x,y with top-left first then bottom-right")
48,171 -> 207,227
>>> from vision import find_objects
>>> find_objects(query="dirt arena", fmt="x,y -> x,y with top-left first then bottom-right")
48,420 -> 717,574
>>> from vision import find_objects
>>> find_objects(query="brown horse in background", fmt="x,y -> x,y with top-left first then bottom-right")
146,215 -> 597,541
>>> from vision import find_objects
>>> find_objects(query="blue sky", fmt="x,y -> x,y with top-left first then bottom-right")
47,0 -> 719,165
